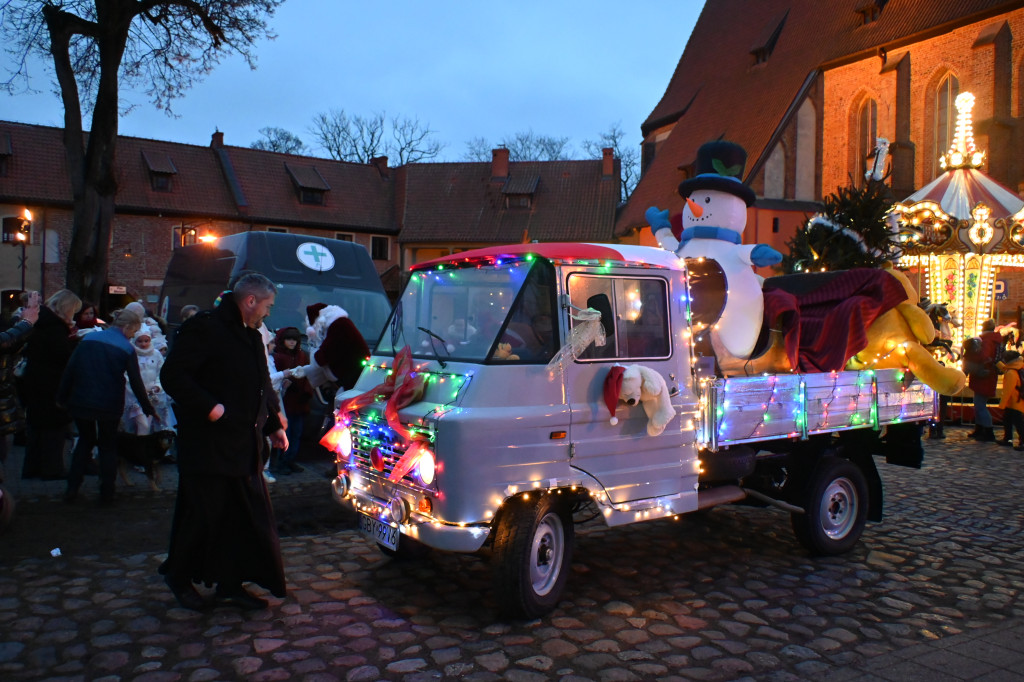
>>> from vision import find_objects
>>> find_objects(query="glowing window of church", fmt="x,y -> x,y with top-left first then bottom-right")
935,75 -> 960,159
859,99 -> 878,183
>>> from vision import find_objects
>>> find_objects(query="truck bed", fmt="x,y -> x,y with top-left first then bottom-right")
699,369 -> 935,450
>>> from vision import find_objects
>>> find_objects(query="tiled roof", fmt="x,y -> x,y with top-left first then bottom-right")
222,146 -> 396,232
620,0 -> 1023,234
396,158 -> 620,244
0,122 -> 75,206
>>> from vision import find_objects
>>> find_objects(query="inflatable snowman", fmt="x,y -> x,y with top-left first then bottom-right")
646,141 -> 781,362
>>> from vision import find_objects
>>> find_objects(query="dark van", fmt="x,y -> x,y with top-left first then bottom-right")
159,232 -> 391,342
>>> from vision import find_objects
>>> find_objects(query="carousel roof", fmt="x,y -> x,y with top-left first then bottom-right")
900,167 -> 1024,221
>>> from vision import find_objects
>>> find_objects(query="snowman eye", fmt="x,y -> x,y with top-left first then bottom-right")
703,196 -> 711,203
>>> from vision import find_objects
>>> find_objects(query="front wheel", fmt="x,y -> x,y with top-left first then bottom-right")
791,457 -> 867,556
492,493 -> 574,619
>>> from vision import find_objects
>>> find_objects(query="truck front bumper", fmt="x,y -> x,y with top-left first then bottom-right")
330,474 -> 491,553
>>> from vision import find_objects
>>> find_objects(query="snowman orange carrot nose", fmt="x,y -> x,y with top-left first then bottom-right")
686,197 -> 703,217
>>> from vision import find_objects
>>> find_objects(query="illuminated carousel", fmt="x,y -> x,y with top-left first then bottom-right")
894,92 -> 1024,350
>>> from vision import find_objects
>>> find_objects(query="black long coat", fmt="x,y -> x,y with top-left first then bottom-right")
161,293 -> 282,477
20,306 -> 73,428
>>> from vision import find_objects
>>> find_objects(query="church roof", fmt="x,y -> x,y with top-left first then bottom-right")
619,0 -> 1024,235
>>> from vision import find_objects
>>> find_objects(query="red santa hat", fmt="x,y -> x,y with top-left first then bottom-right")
603,365 -> 625,425
306,302 -> 329,326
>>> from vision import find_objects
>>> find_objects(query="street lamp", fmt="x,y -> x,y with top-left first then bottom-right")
16,209 -> 31,291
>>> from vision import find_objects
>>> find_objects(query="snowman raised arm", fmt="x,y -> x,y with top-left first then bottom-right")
646,141 -> 781,362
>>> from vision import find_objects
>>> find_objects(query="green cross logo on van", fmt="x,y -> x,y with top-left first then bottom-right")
296,242 -> 335,272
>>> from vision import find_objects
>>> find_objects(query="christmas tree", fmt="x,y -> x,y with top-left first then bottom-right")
780,179 -> 901,273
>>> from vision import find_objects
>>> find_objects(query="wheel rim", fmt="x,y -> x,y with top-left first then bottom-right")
819,477 -> 858,540
529,512 -> 565,597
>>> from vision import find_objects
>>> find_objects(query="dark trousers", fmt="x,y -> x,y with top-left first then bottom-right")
67,418 -> 119,501
1003,408 -> 1024,444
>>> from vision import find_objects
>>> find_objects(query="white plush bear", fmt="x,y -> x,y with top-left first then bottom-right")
619,365 -> 676,437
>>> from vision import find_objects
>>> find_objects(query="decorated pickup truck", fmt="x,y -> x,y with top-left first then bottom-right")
322,240 -> 944,618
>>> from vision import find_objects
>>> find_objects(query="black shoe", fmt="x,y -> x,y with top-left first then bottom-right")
286,462 -> 305,473
997,440 -> 1013,447
166,576 -> 210,612
215,586 -> 268,610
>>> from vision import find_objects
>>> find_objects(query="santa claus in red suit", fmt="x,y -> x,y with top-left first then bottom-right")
297,303 -> 370,391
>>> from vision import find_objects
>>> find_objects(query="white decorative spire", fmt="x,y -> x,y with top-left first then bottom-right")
939,92 -> 985,170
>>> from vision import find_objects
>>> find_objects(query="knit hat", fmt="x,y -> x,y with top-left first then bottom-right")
306,303 -> 328,326
133,329 -> 152,343
125,301 -> 147,318
603,365 -> 625,425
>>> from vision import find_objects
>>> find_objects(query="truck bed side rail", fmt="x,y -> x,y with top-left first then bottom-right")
699,369 -> 935,451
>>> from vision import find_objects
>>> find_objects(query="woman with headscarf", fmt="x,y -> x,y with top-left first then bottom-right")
21,289 -> 81,480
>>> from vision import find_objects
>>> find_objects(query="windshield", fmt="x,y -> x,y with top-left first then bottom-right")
377,259 -> 558,364
268,283 -> 391,343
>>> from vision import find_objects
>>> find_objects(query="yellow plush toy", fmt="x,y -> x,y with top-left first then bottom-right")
493,342 -> 520,361
846,266 -> 966,395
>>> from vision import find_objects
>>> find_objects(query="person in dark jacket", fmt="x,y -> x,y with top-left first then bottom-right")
159,273 -> 287,612
964,318 -> 1003,442
270,326 -> 313,475
59,309 -> 156,505
20,289 -> 81,480
0,297 -> 38,483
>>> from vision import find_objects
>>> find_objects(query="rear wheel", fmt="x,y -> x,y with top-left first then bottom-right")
492,493 -> 573,619
791,457 -> 867,556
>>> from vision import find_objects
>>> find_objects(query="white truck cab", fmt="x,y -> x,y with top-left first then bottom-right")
327,243 -> 935,618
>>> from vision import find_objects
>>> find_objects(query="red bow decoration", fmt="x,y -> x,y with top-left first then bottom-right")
320,345 -> 427,451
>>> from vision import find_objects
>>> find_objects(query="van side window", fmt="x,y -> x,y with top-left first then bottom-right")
567,275 -> 670,361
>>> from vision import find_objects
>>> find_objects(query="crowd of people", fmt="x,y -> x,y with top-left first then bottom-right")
0,274 -> 372,612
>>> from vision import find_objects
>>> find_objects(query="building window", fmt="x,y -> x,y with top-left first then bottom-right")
267,227 -> 288,234
371,236 -> 389,260
142,150 -> 178,192
772,217 -> 780,234
335,233 -> 354,242
2,216 -> 30,245
175,226 -> 198,247
935,74 -> 960,159
0,156 -> 8,177
151,173 -> 173,192
0,131 -> 10,177
285,163 -> 330,206
859,99 -> 878,183
856,0 -> 887,25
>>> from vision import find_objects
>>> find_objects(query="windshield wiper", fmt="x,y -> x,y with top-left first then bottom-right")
417,326 -> 450,368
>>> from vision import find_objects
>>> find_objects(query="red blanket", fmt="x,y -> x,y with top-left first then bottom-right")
761,269 -> 909,372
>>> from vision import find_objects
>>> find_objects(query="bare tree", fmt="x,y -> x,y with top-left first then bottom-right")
0,0 -> 282,304
310,109 -> 443,164
250,126 -> 306,154
583,123 -> 639,202
463,136 -> 492,162
502,131 -> 572,161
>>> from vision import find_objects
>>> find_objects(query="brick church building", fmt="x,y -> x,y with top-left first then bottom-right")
620,0 -> 1024,314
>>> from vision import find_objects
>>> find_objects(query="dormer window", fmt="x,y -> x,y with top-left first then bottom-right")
0,132 -> 11,177
502,174 -> 539,209
285,163 -> 330,205
856,0 -> 887,25
142,150 -> 177,192
750,10 -> 787,65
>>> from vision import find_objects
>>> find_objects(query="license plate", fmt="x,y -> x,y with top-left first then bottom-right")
359,513 -> 399,551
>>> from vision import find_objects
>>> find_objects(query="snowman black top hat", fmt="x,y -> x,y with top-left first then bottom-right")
677,140 -> 756,207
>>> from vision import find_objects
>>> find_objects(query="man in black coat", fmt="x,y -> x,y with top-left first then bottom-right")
159,273 -> 288,611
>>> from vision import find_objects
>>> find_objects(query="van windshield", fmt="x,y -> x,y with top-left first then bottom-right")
377,259 -> 558,364
269,283 -> 391,343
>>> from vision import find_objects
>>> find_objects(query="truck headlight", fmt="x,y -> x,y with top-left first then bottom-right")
417,449 -> 436,485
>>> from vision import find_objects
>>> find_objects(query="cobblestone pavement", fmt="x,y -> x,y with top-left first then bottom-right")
2,427 -> 1024,681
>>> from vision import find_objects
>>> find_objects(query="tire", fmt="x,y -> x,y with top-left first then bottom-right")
790,457 -> 867,556
378,535 -> 431,560
0,485 -> 14,535
492,493 -> 574,619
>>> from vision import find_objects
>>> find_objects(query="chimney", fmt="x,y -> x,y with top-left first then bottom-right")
491,147 -> 510,181
211,130 -> 224,148
602,147 -> 614,177
370,155 -> 390,179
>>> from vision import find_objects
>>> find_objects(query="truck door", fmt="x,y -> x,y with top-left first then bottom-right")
563,271 -> 699,505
